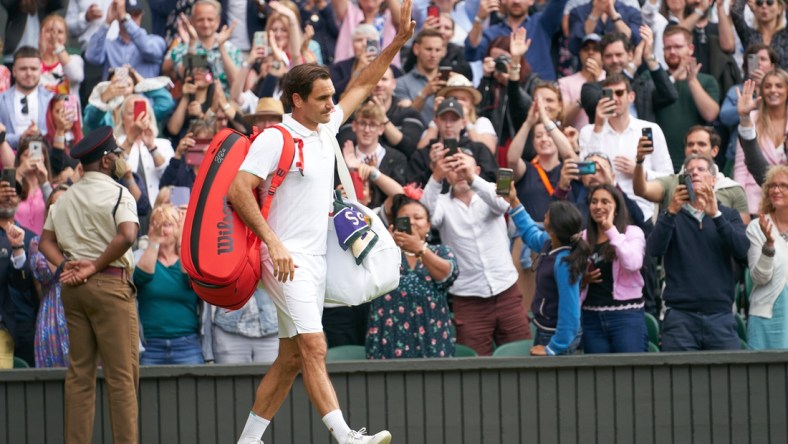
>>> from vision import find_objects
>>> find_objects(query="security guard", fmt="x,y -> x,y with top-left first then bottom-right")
39,126 -> 140,444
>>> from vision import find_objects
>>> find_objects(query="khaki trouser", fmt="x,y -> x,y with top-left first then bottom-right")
61,272 -> 139,444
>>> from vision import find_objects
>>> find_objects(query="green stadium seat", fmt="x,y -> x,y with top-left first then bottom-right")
454,344 -> 478,357
492,339 -> 534,357
735,313 -> 747,344
13,356 -> 29,368
644,312 -> 660,346
648,342 -> 660,352
326,345 -> 366,362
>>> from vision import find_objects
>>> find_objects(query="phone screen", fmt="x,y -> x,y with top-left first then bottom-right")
679,174 -> 697,202
366,38 -> 380,56
133,100 -> 147,120
64,95 -> 78,121
747,54 -> 760,77
170,186 -> 191,207
2,168 -> 15,190
496,168 -> 514,195
28,141 -> 44,160
576,162 -> 597,175
641,127 -> 653,142
395,217 -> 411,234
439,66 -> 452,82
444,138 -> 459,156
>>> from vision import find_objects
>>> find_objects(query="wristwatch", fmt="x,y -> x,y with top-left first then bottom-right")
121,13 -> 132,23
53,45 -> 66,55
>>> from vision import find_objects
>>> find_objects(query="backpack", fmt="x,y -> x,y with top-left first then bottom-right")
181,125 -> 297,310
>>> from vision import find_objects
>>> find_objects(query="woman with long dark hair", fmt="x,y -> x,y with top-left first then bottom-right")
581,184 -> 647,353
504,187 -> 588,356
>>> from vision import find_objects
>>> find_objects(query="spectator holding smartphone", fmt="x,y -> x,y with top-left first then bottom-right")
648,154 -> 749,351
421,148 -> 530,356
580,184 -> 647,353
116,95 -> 175,210
14,137 -> 53,236
45,95 -> 83,182
160,119 -> 216,189
503,190 -> 587,356
366,194 -> 458,359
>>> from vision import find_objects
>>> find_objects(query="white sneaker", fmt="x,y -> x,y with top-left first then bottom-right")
238,439 -> 263,444
345,428 -> 392,444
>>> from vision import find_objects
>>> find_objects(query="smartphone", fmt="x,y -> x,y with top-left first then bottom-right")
439,66 -> 452,82
186,138 -> 212,166
394,216 -> 411,234
602,88 -> 613,101
28,141 -> 44,160
366,38 -> 380,57
496,168 -> 514,196
678,174 -> 697,203
576,161 -> 597,175
641,127 -> 654,143
114,66 -> 129,81
64,95 -> 78,122
133,99 -> 147,120
2,168 -> 15,190
747,54 -> 760,77
170,186 -> 191,207
427,5 -> 440,19
443,138 -> 459,156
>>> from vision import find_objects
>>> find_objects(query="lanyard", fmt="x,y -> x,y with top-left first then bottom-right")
531,159 -> 555,196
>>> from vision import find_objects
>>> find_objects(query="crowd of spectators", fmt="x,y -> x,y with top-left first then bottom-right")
2,0 -> 788,368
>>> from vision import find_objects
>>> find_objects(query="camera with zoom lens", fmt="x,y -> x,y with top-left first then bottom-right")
494,55 -> 512,73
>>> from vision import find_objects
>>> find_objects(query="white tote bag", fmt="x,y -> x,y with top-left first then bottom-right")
323,128 -> 401,306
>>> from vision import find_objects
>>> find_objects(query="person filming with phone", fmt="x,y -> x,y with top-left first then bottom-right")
647,154 -> 749,351
420,143 -> 530,356
160,119 -> 216,189
407,97 -> 497,186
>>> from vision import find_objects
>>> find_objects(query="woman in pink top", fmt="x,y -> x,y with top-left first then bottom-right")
735,69 -> 788,215
333,0 -> 402,67
581,184 -> 647,353
14,137 -> 52,235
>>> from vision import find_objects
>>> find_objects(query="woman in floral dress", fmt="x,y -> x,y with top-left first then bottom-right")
366,195 -> 459,359
32,185 -> 70,367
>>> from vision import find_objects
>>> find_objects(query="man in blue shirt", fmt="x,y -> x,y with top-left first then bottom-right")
85,0 -> 167,80
464,0 -> 568,80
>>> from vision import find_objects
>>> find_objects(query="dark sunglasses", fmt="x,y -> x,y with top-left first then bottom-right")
20,96 -> 28,115
610,89 -> 627,97
756,0 -> 776,6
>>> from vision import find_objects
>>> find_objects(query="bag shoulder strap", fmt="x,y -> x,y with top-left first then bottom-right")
530,158 -> 555,196
261,125 -> 300,219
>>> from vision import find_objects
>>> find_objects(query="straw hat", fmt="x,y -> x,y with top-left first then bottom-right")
243,97 -> 285,123
436,74 -> 482,105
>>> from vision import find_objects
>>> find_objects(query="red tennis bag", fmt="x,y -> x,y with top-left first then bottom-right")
181,126 -> 295,310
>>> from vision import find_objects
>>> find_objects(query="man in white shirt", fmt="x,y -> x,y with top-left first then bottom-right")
0,47 -> 55,150
227,1 -> 415,443
579,73 -> 674,221
421,147 -> 530,356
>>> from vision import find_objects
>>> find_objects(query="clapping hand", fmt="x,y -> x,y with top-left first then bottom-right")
759,214 -> 775,245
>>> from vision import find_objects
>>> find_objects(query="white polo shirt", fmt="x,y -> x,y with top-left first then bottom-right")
240,106 -> 344,255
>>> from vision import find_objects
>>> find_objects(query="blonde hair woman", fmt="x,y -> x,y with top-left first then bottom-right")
735,70 -> 788,213
134,205 -> 205,365
746,165 -> 788,349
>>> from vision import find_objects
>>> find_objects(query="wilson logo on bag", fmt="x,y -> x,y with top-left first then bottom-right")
181,126 -> 295,310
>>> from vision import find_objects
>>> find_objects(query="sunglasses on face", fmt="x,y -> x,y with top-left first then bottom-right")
756,0 -> 776,6
610,89 -> 627,97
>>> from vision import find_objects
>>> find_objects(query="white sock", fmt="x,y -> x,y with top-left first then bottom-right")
323,409 -> 352,443
237,412 -> 270,444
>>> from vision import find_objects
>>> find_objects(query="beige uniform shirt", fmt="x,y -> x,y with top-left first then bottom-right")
43,171 -> 139,271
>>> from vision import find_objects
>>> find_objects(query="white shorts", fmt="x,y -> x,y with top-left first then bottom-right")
260,252 -> 326,339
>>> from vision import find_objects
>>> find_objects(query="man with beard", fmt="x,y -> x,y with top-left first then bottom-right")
338,66 -> 425,159
39,126 -> 140,444
656,25 -> 720,172
0,47 -> 56,150
395,29 -> 448,123
465,0 -> 568,81
580,29 -> 678,124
